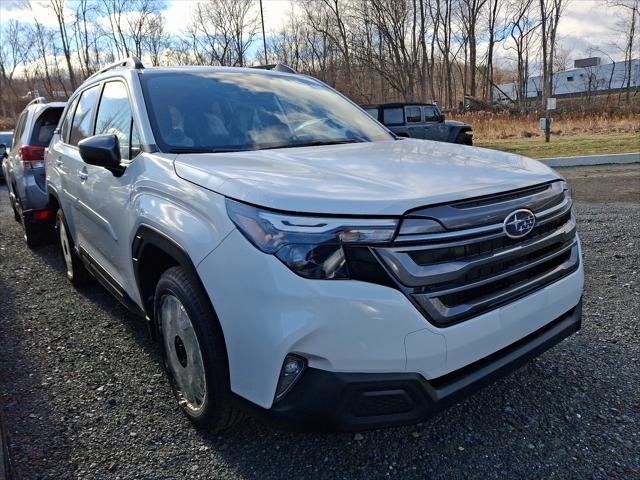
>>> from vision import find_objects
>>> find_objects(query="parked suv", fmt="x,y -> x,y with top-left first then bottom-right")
46,58 -> 583,432
0,131 -> 13,181
3,99 -> 64,246
363,102 -> 473,145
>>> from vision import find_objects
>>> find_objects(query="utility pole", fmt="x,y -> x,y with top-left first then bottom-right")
259,0 -> 268,64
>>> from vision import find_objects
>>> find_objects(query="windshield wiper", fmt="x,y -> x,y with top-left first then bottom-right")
168,147 -> 254,154
258,139 -> 367,151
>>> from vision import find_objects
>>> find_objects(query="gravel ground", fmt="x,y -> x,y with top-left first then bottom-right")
1,165 -> 639,480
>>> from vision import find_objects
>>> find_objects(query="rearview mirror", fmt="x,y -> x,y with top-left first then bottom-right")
78,134 -> 124,176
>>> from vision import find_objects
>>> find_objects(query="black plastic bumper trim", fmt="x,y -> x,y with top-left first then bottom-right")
236,299 -> 582,432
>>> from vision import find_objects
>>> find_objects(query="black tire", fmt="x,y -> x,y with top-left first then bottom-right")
21,213 -> 46,248
9,184 -> 20,222
154,266 -> 243,432
56,209 -> 92,285
455,131 -> 473,146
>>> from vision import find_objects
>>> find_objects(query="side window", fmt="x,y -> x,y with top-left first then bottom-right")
13,112 -> 27,147
405,106 -> 421,123
69,85 -> 100,146
364,108 -> 379,120
94,81 -> 141,161
61,97 -> 79,144
382,107 -> 404,126
423,106 -> 440,122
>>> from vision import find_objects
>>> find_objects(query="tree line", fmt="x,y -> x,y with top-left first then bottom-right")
0,0 -> 638,119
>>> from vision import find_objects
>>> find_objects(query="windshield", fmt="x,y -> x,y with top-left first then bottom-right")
140,71 -> 392,153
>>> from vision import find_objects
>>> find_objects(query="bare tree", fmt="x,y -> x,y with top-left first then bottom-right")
47,0 -> 78,89
606,0 -> 639,102
0,20 -> 33,116
459,0 -> 488,97
145,13 -> 171,66
539,0 -> 568,140
505,0 -> 538,105
188,0 -> 257,66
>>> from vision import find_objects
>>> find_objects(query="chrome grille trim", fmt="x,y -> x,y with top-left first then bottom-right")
374,184 -> 578,326
412,244 -> 579,324
377,215 -> 575,287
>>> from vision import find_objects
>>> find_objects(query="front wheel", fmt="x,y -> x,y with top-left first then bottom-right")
455,131 -> 473,146
154,266 -> 243,432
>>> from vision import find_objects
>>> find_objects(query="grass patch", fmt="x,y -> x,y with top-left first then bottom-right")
475,132 -> 640,159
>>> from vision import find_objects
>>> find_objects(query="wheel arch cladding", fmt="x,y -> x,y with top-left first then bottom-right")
132,225 -> 197,321
47,186 -> 60,212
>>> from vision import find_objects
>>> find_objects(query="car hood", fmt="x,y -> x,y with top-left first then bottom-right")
445,120 -> 470,128
174,139 -> 560,215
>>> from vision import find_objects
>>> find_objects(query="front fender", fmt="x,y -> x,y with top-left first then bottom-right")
130,185 -> 235,269
447,126 -> 472,143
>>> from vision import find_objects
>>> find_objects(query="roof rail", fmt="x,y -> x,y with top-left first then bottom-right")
25,96 -> 47,107
250,63 -> 297,74
86,56 -> 145,81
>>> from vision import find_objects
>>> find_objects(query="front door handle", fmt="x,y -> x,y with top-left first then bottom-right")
78,169 -> 88,181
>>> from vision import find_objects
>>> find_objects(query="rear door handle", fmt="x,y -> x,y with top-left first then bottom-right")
78,169 -> 88,181
55,157 -> 63,167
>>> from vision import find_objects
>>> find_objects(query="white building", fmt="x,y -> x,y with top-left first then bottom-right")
493,58 -> 640,102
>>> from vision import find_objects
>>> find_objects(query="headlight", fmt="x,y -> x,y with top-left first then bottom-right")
561,180 -> 572,202
226,199 -> 398,279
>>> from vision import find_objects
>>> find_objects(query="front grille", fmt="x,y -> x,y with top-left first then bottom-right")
374,181 -> 579,326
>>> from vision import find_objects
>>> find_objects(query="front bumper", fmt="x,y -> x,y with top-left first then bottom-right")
198,229 -> 584,410
246,300 -> 582,432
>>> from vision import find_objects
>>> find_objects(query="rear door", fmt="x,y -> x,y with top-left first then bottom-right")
55,85 -> 101,244
7,110 -> 28,184
381,107 -> 408,137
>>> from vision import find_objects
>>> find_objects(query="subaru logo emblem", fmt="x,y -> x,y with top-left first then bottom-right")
503,209 -> 536,238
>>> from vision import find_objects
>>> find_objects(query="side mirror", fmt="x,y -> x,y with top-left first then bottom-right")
0,143 -> 6,159
440,113 -> 446,122
78,134 -> 124,176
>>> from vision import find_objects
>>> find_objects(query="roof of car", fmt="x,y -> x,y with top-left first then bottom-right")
362,102 -> 438,109
25,101 -> 66,112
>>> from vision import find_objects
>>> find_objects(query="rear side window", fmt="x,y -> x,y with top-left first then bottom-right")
364,108 -> 378,120
405,106 -> 421,123
13,111 -> 28,146
382,107 -> 404,125
29,107 -> 64,147
94,81 -> 141,161
70,85 -> 100,146
61,97 -> 79,144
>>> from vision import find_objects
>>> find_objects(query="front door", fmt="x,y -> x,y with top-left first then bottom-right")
77,80 -> 142,290
422,106 -> 447,141
404,106 -> 427,139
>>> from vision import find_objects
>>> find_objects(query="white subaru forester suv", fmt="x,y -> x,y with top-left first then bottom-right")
45,58 -> 583,432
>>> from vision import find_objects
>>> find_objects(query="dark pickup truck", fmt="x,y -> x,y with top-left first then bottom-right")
362,102 -> 473,145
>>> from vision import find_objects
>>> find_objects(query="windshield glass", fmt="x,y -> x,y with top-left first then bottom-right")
140,71 -> 392,153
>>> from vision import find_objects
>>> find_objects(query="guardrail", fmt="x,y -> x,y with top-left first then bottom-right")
540,152 -> 640,167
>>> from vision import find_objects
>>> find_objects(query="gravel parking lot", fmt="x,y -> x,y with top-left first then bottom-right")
1,164 -> 638,479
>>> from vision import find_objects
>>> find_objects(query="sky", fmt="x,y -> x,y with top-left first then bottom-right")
0,0 -> 630,69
